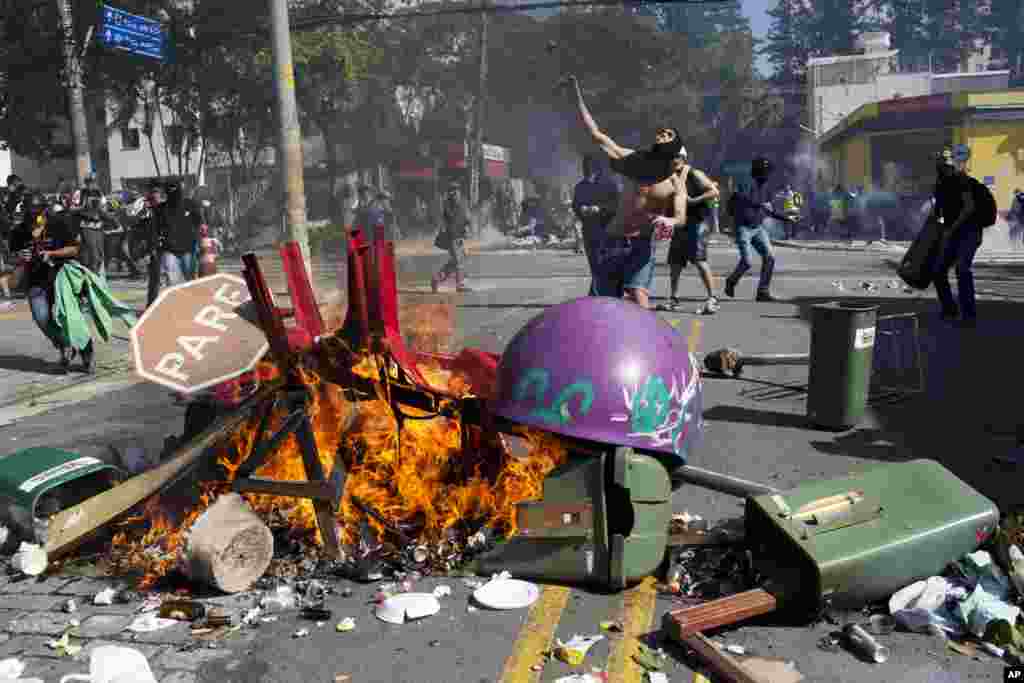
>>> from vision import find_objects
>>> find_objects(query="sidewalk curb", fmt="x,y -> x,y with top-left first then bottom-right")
0,361 -> 136,412
773,239 -> 908,254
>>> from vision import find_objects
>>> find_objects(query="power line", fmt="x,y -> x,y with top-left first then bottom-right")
290,0 -> 731,31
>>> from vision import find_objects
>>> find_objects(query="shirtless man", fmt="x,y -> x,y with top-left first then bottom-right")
568,75 -> 687,309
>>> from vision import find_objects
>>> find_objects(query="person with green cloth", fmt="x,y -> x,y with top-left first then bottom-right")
12,200 -> 137,374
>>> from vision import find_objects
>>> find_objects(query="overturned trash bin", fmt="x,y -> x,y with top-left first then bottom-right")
0,447 -> 125,546
475,446 -> 671,591
806,301 -> 878,430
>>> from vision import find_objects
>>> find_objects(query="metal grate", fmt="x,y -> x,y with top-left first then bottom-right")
869,313 -> 926,404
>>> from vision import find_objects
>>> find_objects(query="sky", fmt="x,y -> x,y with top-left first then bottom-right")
742,0 -> 774,74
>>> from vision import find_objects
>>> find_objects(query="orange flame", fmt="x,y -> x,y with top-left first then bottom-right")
111,348 -> 568,587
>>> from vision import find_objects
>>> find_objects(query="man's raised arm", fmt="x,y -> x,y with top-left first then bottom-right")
568,76 -> 632,160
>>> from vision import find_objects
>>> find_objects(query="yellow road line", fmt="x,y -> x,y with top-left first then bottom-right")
606,577 -> 660,682
499,585 -> 571,683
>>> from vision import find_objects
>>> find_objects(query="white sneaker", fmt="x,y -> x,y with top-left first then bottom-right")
699,297 -> 719,315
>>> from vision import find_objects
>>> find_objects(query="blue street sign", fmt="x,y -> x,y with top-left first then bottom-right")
99,4 -> 166,61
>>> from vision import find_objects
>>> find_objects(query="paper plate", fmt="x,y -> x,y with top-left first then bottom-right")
473,579 -> 540,610
375,593 -> 441,625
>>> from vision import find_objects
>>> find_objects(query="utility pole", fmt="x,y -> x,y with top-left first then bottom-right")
268,0 -> 311,277
57,0 -> 92,186
469,0 -> 489,237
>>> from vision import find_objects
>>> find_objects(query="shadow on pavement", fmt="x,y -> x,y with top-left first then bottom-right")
703,405 -> 813,430
0,354 -> 66,375
785,294 -> 1024,512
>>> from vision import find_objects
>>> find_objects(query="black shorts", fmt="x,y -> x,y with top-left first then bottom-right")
667,222 -> 707,266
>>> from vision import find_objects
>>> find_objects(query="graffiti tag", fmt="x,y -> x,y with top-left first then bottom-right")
610,353 -> 702,455
513,368 -> 595,426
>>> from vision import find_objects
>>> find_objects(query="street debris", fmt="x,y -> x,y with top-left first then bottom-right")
46,630 -> 82,658
724,643 -> 745,655
63,598 -> 77,613
472,576 -> 539,610
646,673 -> 669,683
554,634 -> 604,666
11,542 -> 47,576
62,645 -> 157,683
375,593 -> 442,625
302,606 -> 332,621
599,620 -> 622,633
553,673 -> 605,683
831,280 -> 845,291
158,599 -> 206,621
293,628 -> 310,638
432,584 -> 452,598
632,642 -> 667,671
843,623 -> 890,663
741,658 -> 803,683
260,586 -> 297,612
860,281 -> 878,292
127,613 -> 177,633
93,587 -> 117,605
183,493 -> 274,594
336,617 -> 356,632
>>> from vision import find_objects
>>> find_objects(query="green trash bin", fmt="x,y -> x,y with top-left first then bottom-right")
474,446 -> 671,591
806,301 -> 878,430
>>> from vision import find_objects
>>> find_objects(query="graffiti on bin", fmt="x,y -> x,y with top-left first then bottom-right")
611,356 -> 700,454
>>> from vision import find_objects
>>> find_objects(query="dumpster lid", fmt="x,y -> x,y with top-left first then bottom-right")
0,447 -> 120,511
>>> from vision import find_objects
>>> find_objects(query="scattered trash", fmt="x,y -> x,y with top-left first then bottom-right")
260,586 -> 297,612
866,614 -> 896,635
983,619 -> 1024,659
554,634 -> 604,666
1005,544 -> 1024,596
205,609 -> 231,628
158,600 -> 205,622
553,674 -> 604,683
63,598 -> 77,614
843,623 -> 890,663
473,577 -> 539,610
947,640 -> 978,657
46,631 -> 82,658
292,628 -> 310,638
242,607 -> 262,626
375,593 -> 442,625
11,542 -> 47,576
599,620 -> 622,633
432,585 -> 452,598
336,617 -> 356,632
341,587 -> 354,598
93,587 -> 117,606
0,658 -> 25,678
979,641 -> 1005,658
300,579 -> 328,606
741,658 -> 804,682
887,280 -> 901,289
260,616 -> 278,623
817,634 -> 842,652
633,642 -> 667,671
646,673 -> 669,683
335,675 -> 351,683
60,645 -> 157,683
302,606 -> 332,621
127,613 -> 178,633
860,281 -> 878,292
724,644 -> 745,655
831,281 -> 845,291
138,596 -> 162,613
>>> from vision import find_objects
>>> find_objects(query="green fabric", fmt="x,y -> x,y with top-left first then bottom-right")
53,261 -> 138,351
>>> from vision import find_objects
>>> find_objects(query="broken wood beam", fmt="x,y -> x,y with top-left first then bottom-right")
681,632 -> 773,683
184,493 -> 274,594
44,380 -> 284,559
232,477 -> 338,501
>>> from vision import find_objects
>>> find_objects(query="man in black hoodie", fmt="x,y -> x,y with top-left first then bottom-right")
153,180 -> 202,292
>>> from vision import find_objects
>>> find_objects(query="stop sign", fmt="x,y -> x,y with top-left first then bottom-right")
130,274 -> 270,394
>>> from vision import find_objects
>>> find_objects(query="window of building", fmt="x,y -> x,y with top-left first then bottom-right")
121,127 -> 140,150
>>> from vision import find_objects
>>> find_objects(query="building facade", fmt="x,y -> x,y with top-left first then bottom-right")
819,90 -> 1024,211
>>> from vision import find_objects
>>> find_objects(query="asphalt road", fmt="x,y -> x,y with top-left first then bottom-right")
0,244 -> 1021,683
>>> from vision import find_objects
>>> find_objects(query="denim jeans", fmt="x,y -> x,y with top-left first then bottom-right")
582,233 -> 606,296
147,250 -> 196,307
28,286 -> 62,350
434,238 -> 467,286
933,226 -> 983,319
728,224 -> 775,294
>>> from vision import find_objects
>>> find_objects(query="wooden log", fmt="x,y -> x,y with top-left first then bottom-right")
682,633 -> 773,683
184,493 -> 274,594
663,589 -> 778,640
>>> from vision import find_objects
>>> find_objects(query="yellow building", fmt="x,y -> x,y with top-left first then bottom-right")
819,90 -> 1024,211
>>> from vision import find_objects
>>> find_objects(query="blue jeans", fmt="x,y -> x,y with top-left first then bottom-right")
728,224 -> 775,294
582,231 -> 606,296
593,236 -> 655,297
933,226 -> 983,319
160,250 -> 195,287
28,286 -> 62,350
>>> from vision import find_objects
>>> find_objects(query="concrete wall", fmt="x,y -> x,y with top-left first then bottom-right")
961,118 -> 1024,210
812,74 -> 931,137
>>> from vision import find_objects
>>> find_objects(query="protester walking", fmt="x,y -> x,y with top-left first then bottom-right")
929,149 -> 998,327
431,183 -> 473,293
571,155 -> 619,296
662,151 -> 719,314
724,158 -> 792,302
147,180 -> 203,307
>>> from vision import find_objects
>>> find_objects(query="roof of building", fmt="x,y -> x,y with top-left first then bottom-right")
819,89 -> 1024,148
807,50 -> 899,67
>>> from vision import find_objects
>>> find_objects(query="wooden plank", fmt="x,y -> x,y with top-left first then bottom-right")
231,477 -> 336,501
44,380 -> 283,559
663,589 -> 778,639
681,633 -> 773,683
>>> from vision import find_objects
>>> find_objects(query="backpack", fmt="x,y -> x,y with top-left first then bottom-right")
967,177 -> 998,228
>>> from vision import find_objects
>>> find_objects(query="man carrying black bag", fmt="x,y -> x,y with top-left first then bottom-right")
926,149 -> 996,327
431,183 -> 473,293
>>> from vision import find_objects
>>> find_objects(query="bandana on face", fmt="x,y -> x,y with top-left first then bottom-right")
612,129 -> 683,184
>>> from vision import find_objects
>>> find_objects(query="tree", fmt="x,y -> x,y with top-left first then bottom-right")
761,0 -> 816,84
653,0 -> 751,50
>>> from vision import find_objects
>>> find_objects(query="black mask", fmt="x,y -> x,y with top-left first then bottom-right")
648,130 -> 683,161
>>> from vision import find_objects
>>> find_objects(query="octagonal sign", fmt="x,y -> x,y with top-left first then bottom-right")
130,274 -> 270,394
